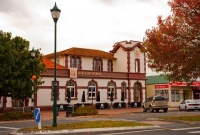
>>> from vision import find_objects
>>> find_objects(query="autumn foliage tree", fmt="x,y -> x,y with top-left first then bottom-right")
0,30 -> 46,101
143,0 -> 200,82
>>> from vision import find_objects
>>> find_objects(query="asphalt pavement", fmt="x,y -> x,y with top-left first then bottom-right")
6,107 -> 179,135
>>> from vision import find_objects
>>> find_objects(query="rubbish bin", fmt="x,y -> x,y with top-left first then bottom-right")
66,106 -> 72,117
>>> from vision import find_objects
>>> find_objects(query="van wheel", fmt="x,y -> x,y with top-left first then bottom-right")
150,106 -> 154,113
142,107 -> 147,112
163,108 -> 168,112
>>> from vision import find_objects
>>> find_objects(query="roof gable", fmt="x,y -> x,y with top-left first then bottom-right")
109,40 -> 143,53
43,57 -> 65,69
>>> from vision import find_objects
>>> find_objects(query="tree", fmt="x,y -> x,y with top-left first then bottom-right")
142,0 -> 200,82
0,30 -> 46,101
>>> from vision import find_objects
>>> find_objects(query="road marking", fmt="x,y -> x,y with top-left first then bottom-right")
171,127 -> 200,131
0,126 -> 19,130
100,128 -> 165,135
188,131 -> 200,133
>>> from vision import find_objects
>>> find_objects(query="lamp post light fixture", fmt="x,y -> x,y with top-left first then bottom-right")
30,47 -> 36,111
50,2 -> 61,127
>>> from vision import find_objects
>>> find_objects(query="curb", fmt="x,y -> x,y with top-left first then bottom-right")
9,125 -> 161,135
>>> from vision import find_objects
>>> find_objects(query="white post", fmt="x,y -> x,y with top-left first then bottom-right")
38,108 -> 42,129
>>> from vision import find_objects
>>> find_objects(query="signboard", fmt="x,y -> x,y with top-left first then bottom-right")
130,102 -> 141,108
113,102 -> 126,108
34,108 -> 41,129
155,84 -> 169,89
70,68 -> 77,78
34,108 -> 41,123
57,104 -> 68,111
95,103 -> 109,109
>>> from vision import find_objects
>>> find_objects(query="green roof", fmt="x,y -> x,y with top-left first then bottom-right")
146,75 -> 169,84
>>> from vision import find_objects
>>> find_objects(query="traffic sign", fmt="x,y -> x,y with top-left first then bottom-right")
34,108 -> 41,123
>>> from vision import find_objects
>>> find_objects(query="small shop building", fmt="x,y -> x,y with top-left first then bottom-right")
146,75 -> 200,107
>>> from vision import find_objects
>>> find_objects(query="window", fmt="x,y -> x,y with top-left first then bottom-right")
70,56 -> 81,70
65,80 -> 77,100
171,90 -> 179,102
134,83 -> 141,102
108,82 -> 115,98
13,99 -> 23,107
155,90 -> 168,98
135,58 -> 140,73
108,60 -> 113,72
121,82 -> 126,99
88,82 -> 96,98
66,81 -> 75,98
93,58 -> 102,71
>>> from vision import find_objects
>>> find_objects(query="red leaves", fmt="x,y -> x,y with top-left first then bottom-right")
143,0 -> 200,82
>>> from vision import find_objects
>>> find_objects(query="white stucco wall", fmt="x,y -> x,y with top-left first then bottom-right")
81,57 -> 92,70
113,48 -> 127,72
36,77 -> 135,106
129,47 -> 145,73
6,97 -> 12,107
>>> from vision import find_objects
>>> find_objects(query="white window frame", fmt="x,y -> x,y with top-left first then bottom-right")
171,90 -> 179,102
66,82 -> 75,98
108,82 -> 114,98
89,82 -> 96,98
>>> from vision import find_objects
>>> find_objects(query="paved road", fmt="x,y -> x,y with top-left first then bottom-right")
1,110 -> 200,135
98,126 -> 200,135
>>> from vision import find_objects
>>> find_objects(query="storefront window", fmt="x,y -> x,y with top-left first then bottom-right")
171,90 -> 179,102
155,90 -> 168,98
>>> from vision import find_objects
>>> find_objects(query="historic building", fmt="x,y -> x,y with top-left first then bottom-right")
0,40 -> 147,111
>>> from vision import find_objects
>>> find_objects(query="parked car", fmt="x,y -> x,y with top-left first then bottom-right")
142,96 -> 168,113
179,99 -> 200,111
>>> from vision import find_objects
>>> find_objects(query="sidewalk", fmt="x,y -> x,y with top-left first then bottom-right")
41,107 -> 179,120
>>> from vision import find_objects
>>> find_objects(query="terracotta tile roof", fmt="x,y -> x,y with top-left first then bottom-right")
43,57 -> 65,69
45,47 -> 116,59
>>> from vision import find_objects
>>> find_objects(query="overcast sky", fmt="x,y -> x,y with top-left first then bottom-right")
0,0 -> 171,75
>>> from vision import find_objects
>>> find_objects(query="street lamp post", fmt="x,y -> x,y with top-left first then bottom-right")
50,2 -> 61,127
30,47 -> 36,111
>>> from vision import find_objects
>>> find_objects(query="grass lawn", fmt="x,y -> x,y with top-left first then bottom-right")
18,120 -> 152,132
161,115 -> 200,122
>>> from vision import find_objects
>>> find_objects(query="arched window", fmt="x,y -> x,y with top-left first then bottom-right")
121,82 -> 126,99
93,58 -> 103,71
134,83 -> 141,102
107,81 -> 116,99
66,81 -> 75,98
88,81 -> 96,99
65,80 -> 78,100
107,60 -> 113,72
135,58 -> 140,73
70,56 -> 81,70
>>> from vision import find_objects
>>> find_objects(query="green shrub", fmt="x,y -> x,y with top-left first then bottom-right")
0,111 -> 34,121
71,105 -> 98,116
